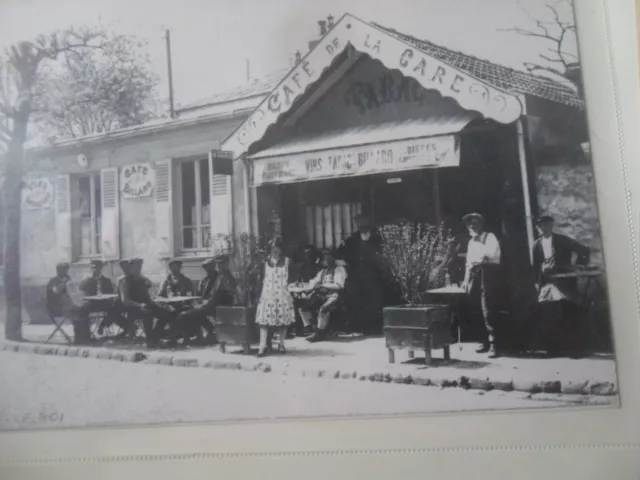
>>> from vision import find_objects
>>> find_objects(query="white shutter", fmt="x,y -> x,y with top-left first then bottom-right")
154,159 -> 174,258
55,174 -> 73,262
208,152 -> 232,253
100,167 -> 120,260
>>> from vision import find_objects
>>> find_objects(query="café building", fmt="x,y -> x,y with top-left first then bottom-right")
222,13 -> 590,282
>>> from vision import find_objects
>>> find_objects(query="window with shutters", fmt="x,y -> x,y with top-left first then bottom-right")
176,158 -> 212,251
75,173 -> 102,257
305,201 -> 362,250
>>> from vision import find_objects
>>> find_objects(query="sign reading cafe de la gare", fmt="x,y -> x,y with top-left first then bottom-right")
223,14 -> 523,157
251,135 -> 459,186
121,163 -> 154,198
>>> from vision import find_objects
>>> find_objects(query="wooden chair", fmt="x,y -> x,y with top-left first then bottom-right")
46,310 -> 74,345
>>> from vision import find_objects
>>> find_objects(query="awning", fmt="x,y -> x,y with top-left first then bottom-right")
248,114 -> 475,186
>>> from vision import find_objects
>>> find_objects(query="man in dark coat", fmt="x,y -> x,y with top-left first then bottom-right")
78,259 -> 122,335
338,215 -> 386,335
532,215 -> 591,355
158,259 -> 194,298
46,263 -> 89,345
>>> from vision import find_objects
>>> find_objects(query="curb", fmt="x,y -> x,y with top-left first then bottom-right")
0,341 -> 618,397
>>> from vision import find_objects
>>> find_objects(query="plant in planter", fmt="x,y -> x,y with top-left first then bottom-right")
379,222 -> 456,365
213,233 -> 268,354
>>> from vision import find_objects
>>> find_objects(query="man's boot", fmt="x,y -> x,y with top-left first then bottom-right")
306,328 -> 328,343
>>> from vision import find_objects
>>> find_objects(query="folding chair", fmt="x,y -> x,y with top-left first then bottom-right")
46,314 -> 74,345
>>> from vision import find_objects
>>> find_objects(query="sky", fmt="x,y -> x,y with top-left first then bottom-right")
0,0 -> 578,109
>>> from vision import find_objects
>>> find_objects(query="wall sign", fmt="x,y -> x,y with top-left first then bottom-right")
121,163 -> 154,198
22,177 -> 54,210
251,135 -> 459,186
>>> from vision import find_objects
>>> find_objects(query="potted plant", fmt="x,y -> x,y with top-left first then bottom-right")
213,233 -> 267,354
379,222 -> 456,365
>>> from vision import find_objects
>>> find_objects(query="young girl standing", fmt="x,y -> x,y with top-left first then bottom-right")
255,238 -> 296,357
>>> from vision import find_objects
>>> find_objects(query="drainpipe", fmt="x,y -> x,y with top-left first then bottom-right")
516,117 -> 535,264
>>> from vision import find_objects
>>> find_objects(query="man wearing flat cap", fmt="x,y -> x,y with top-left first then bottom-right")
78,259 -> 120,335
461,213 -> 503,358
171,254 -> 240,346
158,259 -> 194,299
532,215 -> 591,355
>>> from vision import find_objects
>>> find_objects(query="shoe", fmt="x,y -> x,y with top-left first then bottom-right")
306,329 -> 327,343
476,344 -> 490,354
488,347 -> 500,359
257,348 -> 268,358
277,344 -> 286,354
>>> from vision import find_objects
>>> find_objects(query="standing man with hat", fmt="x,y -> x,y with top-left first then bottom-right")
158,259 -> 194,298
78,259 -> 120,335
461,213 -> 503,358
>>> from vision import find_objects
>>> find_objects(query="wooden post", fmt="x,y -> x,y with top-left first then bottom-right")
433,169 -> 442,226
516,117 -> 535,263
424,333 -> 432,366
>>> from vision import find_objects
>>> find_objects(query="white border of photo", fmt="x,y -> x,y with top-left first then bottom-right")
1,0 -> 640,478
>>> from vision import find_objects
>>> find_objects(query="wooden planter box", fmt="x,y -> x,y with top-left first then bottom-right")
383,304 -> 454,365
214,306 -> 258,355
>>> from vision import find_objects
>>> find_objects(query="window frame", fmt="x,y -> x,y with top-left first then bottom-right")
174,156 -> 212,254
75,172 -> 102,260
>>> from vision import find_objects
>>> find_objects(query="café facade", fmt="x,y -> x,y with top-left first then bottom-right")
13,14 -> 597,324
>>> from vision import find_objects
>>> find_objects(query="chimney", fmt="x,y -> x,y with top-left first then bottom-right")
564,63 -> 583,98
308,19 -> 328,51
327,15 -> 334,29
295,51 -> 302,65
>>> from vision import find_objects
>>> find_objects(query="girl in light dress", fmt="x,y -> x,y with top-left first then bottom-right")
255,238 -> 297,357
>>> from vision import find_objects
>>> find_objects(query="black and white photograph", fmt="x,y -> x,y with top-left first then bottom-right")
0,0 -> 620,430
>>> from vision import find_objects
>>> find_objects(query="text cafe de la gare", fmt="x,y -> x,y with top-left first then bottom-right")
220,14 -> 589,275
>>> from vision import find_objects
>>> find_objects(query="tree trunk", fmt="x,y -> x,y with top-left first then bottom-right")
3,117 -> 27,341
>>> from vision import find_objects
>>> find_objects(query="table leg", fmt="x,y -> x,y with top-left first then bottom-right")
444,345 -> 451,361
219,342 -> 226,354
408,350 -> 415,359
388,348 -> 395,364
244,343 -> 251,355
424,333 -> 432,366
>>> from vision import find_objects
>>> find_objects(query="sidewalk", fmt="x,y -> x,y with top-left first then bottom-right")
2,324 -> 619,397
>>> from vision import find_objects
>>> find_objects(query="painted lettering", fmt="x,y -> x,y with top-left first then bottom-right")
450,74 -> 464,93
268,93 -> 281,112
399,48 -> 413,67
283,84 -> 296,105
412,58 -> 427,76
326,37 -> 340,56
343,74 -> 426,114
291,73 -> 302,88
302,61 -> 314,78
430,66 -> 446,84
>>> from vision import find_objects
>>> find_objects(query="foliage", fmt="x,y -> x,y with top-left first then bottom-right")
31,27 -> 161,140
213,233 -> 269,307
379,222 -> 454,307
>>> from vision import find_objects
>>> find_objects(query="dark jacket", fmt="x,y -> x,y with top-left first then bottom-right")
78,275 -> 114,296
158,273 -> 194,297
198,270 -> 239,311
337,230 -> 383,273
532,233 -> 590,284
46,276 -> 73,316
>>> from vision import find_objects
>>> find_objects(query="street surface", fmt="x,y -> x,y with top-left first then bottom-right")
1,351 -> 572,431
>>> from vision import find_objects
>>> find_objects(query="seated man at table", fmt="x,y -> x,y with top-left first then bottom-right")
171,255 -> 239,347
297,249 -> 348,343
158,259 -> 194,298
118,257 -> 173,348
46,263 -> 90,345
532,215 -> 591,355
78,259 -> 122,335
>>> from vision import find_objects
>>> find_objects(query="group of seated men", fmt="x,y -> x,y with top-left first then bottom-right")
45,254 -> 239,348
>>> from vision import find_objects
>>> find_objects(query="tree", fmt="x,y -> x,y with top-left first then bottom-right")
0,28 -> 113,340
33,30 -> 160,140
501,0 -> 579,84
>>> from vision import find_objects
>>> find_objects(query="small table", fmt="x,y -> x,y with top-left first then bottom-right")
154,296 -> 202,305
83,294 -> 118,302
426,286 -> 466,349
550,269 -> 606,346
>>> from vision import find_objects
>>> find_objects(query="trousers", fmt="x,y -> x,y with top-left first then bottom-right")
468,264 -> 502,347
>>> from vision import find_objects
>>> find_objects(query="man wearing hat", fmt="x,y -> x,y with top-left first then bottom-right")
78,259 -> 120,335
532,215 -> 591,355
158,259 -> 194,298
297,249 -> 348,342
46,263 -> 89,344
172,254 -> 239,346
461,213 -> 503,358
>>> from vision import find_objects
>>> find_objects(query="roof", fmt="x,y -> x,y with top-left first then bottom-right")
176,68 -> 290,113
376,24 -> 583,109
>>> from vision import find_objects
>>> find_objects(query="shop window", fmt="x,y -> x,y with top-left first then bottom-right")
75,173 -> 102,258
305,201 -> 361,250
177,158 -> 211,251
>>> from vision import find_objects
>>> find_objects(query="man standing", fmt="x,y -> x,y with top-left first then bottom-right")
461,213 -> 502,358
46,263 -> 90,345
298,249 -> 348,342
532,215 -> 590,355
338,215 -> 385,335
158,259 -> 194,298
78,260 -> 121,335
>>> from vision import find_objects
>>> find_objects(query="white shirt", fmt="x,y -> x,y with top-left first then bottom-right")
541,236 -> 553,260
307,265 -> 348,290
465,232 -> 501,269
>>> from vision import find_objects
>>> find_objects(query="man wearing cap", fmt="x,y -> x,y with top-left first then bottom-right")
461,213 -> 503,358
172,254 -> 239,346
532,215 -> 591,355
78,260 -> 120,335
158,259 -> 194,298
338,215 -> 386,335
297,249 -> 348,342
46,263 -> 89,344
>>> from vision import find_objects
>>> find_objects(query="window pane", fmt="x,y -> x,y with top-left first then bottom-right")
199,159 -> 211,227
183,227 -> 196,249
78,177 -> 91,218
94,174 -> 102,255
202,226 -> 211,249
181,161 -> 196,228
80,218 -> 91,256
